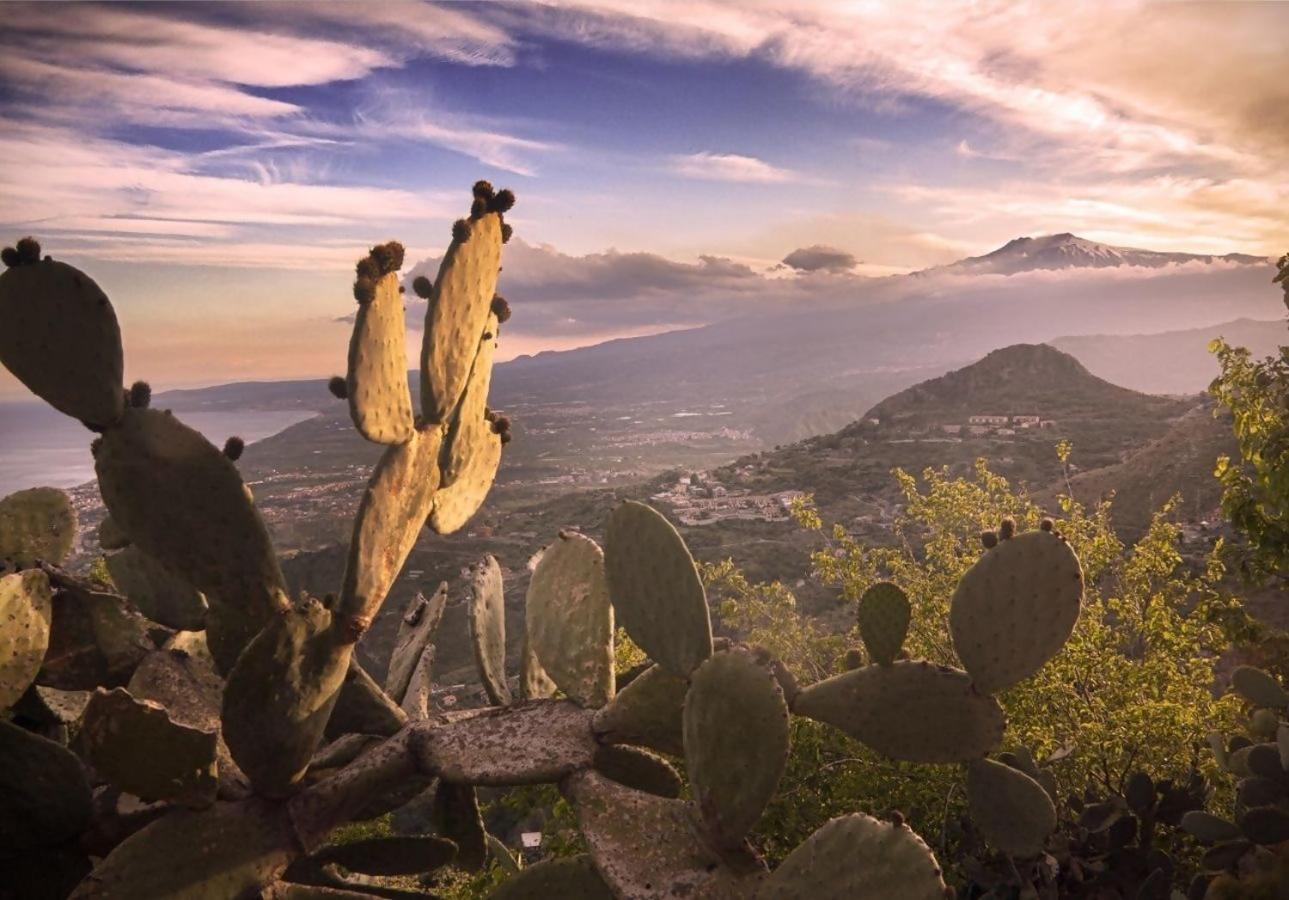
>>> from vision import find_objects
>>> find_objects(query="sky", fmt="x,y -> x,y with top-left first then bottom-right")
0,0 -> 1286,395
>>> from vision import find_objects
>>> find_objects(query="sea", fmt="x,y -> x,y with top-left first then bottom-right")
0,401 -> 316,496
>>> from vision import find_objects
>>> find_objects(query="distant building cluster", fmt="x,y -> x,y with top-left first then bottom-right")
653,471 -> 804,526
952,414 -> 1057,436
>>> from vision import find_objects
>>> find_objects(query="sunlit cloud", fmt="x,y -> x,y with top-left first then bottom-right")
670,152 -> 802,184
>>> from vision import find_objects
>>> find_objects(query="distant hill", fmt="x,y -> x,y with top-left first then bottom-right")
1052,318 -> 1285,395
858,344 -> 1188,434
925,233 -> 1266,276
1034,403 -> 1236,537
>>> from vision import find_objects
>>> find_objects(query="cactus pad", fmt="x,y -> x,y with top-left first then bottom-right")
0,487 -> 76,571
594,744 -> 683,798
1182,811 -> 1241,843
0,718 -> 92,850
966,757 -> 1056,857
793,661 -> 1005,762
95,407 -> 288,652
520,629 -> 558,701
0,256 -> 124,428
432,782 -> 487,871
591,663 -> 689,756
78,686 -> 218,806
221,598 -> 350,796
856,581 -> 909,667
106,546 -> 207,631
604,500 -> 712,677
69,798 -> 295,899
949,530 -> 1082,693
420,210 -> 503,423
467,554 -> 511,705
385,584 -> 447,703
490,855 -> 613,899
526,531 -> 615,708
310,835 -> 457,876
401,643 -> 435,720
339,423 -> 444,635
1231,666 -> 1288,708
684,648 -> 790,848
564,769 -> 748,899
346,267 -> 415,445
326,659 -> 407,740
757,813 -> 948,900
427,314 -> 503,535
0,569 -> 52,708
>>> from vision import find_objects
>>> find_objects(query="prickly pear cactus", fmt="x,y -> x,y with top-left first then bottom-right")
856,581 -> 909,667
950,528 -> 1082,693
965,757 -> 1056,856
526,531 -> 615,708
0,486 -> 77,571
604,500 -> 712,677
345,242 -> 414,445
0,243 -> 124,428
467,554 -> 511,706
0,568 -> 52,708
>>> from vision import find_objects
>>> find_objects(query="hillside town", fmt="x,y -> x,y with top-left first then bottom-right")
653,471 -> 804,526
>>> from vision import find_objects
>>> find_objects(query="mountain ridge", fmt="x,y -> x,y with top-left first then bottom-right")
923,232 -> 1266,276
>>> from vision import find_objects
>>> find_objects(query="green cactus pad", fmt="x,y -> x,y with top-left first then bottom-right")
1240,806 -> 1289,845
593,744 -> 683,798
38,572 -> 155,690
95,407 -> 287,656
0,718 -> 92,850
793,661 -> 1006,762
564,769 -> 749,899
339,423 -> 444,633
106,546 -> 207,631
757,813 -> 948,900
0,257 -> 124,428
949,530 -> 1083,694
487,832 -> 521,877
346,269 -> 415,445
520,630 -> 558,701
78,686 -> 218,806
97,514 -> 130,551
526,532 -> 615,708
0,487 -> 76,571
856,581 -> 910,667
385,584 -> 447,703
1181,811 -> 1241,843
604,500 -> 712,678
0,569 -> 52,709
1231,666 -> 1289,708
310,835 -> 457,876
68,798 -> 295,899
13,683 -> 91,731
326,659 -> 407,740
684,648 -> 790,848
591,663 -> 689,756
467,554 -> 511,705
221,598 -> 350,797
966,757 -> 1056,857
432,782 -> 487,871
420,211 -> 503,423
427,315 -> 503,536
490,855 -> 613,900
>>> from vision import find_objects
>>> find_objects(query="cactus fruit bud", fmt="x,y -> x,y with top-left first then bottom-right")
223,436 -> 244,461
844,648 -> 864,670
471,197 -> 487,218
90,436 -> 103,456
1040,518 -> 1054,532
356,256 -> 380,282
981,530 -> 998,549
412,275 -> 432,299
488,189 -> 516,214
0,247 -> 17,268
472,179 -> 495,200
452,219 -> 472,243
501,222 -> 513,244
999,518 -> 1016,540
491,295 -> 511,324
369,241 -> 405,275
128,381 -> 151,409
328,375 -> 348,399
353,277 -> 376,304
490,415 -> 511,445
15,237 -> 41,265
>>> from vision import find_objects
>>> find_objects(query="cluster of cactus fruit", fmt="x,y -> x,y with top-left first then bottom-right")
0,184 -> 1135,899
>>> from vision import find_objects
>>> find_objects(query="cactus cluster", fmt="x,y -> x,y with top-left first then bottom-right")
1,186 -> 1093,899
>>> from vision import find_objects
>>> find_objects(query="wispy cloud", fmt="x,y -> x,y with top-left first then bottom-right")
670,152 -> 801,183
